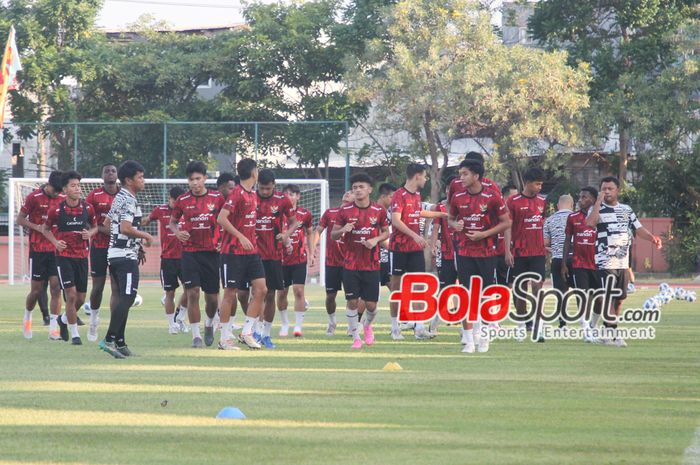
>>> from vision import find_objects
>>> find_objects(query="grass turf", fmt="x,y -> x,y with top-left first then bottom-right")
0,282 -> 698,465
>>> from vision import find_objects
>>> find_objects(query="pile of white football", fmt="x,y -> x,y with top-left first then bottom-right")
643,283 -> 697,310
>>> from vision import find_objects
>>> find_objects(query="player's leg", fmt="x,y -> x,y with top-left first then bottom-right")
237,255 -> 266,349
359,270 -> 381,347
100,258 -> 137,358
277,265 -> 292,336
86,245 -> 108,317
161,258 -> 180,333
38,279 -> 50,325
324,265 -> 342,336
23,263 -> 47,339
389,251 -> 406,340
474,257 -> 497,353
550,258 -> 568,328
260,260 -> 283,347
291,264 -> 308,337
343,269 -> 363,349
181,252 -> 204,347
528,256 -> 546,341
73,259 -> 89,344
406,251 -> 430,339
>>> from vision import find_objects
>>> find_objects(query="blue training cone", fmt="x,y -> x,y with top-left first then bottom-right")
216,407 -> 246,420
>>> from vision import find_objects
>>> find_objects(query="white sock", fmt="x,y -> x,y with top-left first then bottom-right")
429,315 -> 439,332
415,322 -> 425,333
263,321 -> 272,338
590,313 -> 601,328
473,320 -> 482,341
68,323 -> 79,338
328,313 -> 336,325
167,313 -> 176,327
49,314 -> 58,330
580,318 -> 588,329
220,322 -> 232,342
255,319 -> 264,334
363,310 -> 377,326
24,309 -> 32,321
204,316 -> 214,327
191,323 -> 201,339
294,311 -> 305,328
391,316 -> 399,332
243,317 -> 255,335
90,309 -> 100,325
60,313 -> 68,324
465,329 -> 474,346
177,306 -> 187,322
346,308 -> 360,341
279,309 -> 289,326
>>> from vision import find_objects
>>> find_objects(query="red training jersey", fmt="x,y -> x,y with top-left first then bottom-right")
336,202 -> 389,271
283,206 -> 313,266
448,176 -> 500,204
565,210 -> 597,270
434,203 -> 455,260
20,187 -> 66,253
45,200 -> 96,259
506,193 -> 547,257
319,207 -> 345,267
449,189 -> 507,258
389,187 -> 423,253
256,192 -> 294,261
221,185 -> 258,255
85,186 -> 119,249
148,204 -> 183,259
172,189 -> 224,253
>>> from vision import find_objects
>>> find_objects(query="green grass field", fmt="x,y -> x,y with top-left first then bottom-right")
1,282 -> 699,465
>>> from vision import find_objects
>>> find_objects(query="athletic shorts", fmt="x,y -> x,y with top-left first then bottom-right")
109,257 -> 140,297
56,256 -> 89,293
380,260 -> 391,286
263,259 -> 284,291
343,269 -> 380,303
29,251 -> 57,282
572,268 -> 601,291
495,255 -> 513,286
283,263 -> 307,287
326,265 -> 343,293
90,245 -> 109,278
390,250 -> 425,276
513,255 -> 546,282
439,259 -> 458,287
220,253 -> 265,290
456,255 -> 497,288
160,258 -> 182,291
598,268 -> 628,301
182,251 -> 220,294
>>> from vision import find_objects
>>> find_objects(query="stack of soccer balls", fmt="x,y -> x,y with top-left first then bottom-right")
644,283 -> 697,310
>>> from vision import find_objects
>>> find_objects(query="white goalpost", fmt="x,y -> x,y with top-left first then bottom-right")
8,177 -> 329,286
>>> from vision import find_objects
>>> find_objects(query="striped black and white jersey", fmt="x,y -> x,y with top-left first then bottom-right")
591,202 -> 642,270
543,209 -> 572,259
107,189 -> 143,261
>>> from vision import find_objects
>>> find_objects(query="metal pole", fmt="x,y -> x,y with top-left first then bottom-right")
254,123 -> 259,162
73,124 -> 78,171
162,123 -> 168,180
8,179 -> 15,285
344,121 -> 350,192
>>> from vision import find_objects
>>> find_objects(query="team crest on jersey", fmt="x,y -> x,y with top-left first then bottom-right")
369,216 -> 377,226
207,203 -> 216,212
537,206 -> 544,213
271,205 -> 279,215
480,204 -> 487,212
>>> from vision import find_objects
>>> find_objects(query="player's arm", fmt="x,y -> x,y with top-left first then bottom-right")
216,204 -> 253,250
504,200 -> 515,266
16,198 -> 42,232
561,232 -> 573,279
331,220 -> 353,241
363,224 -> 390,249
119,202 -> 154,247
140,209 -> 156,227
391,211 -> 426,247
586,192 -> 605,228
278,215 -> 299,245
306,224 -> 317,266
466,211 -> 511,242
429,207 -> 441,256
80,206 -> 99,240
635,226 -> 662,249
543,219 -> 552,254
168,203 -> 190,243
420,209 -> 447,219
41,210 -> 67,252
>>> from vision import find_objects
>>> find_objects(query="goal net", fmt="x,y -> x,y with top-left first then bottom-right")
8,178 -> 329,285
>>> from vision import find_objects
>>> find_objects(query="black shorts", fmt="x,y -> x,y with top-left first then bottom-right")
283,263 -> 307,287
29,251 -> 58,281
439,259 -> 458,287
390,250 -> 425,276
326,265 -> 343,293
182,251 -> 220,294
598,269 -> 628,301
56,256 -> 89,293
109,257 -> 140,297
224,253 -> 249,291
160,258 -> 182,291
572,268 -> 601,291
90,245 -> 109,278
456,255 -> 497,288
220,253 -> 265,289
343,269 -> 380,303
513,255 -> 546,282
263,260 -> 284,291
380,260 -> 391,286
495,255 -> 513,286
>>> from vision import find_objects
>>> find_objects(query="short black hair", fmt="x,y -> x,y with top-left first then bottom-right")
258,169 -> 276,186
216,172 -> 235,187
459,159 -> 484,179
580,186 -> 598,199
284,184 -> 301,195
233,175 -> 240,185
378,183 -> 396,197
465,152 -> 484,163
48,171 -> 63,191
349,173 -> 373,186
169,186 -> 186,200
102,163 -> 117,170
185,160 -> 208,178
118,160 -> 145,185
61,170 -> 82,188
237,158 -> 257,181
445,175 -> 457,186
501,184 -> 517,196
600,176 -> 620,188
406,163 -> 426,179
524,167 -> 545,183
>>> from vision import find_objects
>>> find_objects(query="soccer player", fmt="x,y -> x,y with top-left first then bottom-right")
449,160 -> 511,353
495,185 -> 518,286
429,180 -> 456,336
314,190 -> 354,336
217,158 -> 268,350
562,186 -> 600,342
504,167 -> 547,341
543,194 -> 575,328
278,184 -> 316,337
376,183 -> 396,291
388,163 -> 446,340
170,161 -> 225,348
447,152 -> 501,205
83,164 -> 119,340
100,161 -> 153,358
18,170 -> 65,339
255,170 -> 297,348
216,172 -> 236,198
142,186 -> 188,335
331,173 -> 390,349
43,171 -> 97,345
586,176 -> 662,347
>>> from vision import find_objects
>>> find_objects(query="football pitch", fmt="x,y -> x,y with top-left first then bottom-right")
0,282 -> 698,465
